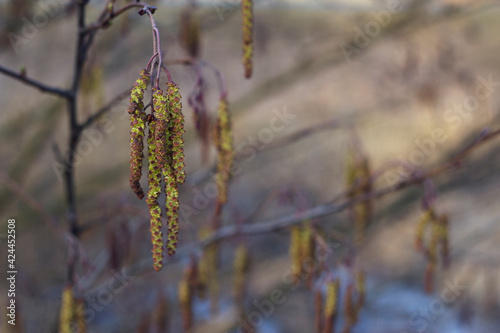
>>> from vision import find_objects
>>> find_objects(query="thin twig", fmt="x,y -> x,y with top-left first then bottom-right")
0,65 -> 71,98
80,87 -> 133,130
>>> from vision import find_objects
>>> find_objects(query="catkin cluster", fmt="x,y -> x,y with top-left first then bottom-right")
242,0 -> 253,79
345,148 -> 372,246
59,286 -> 86,333
414,208 -> 450,292
128,70 -> 186,271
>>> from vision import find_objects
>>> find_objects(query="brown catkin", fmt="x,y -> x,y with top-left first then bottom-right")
128,69 -> 150,199
59,286 -> 74,333
146,119 -> 164,271
242,0 -> 253,78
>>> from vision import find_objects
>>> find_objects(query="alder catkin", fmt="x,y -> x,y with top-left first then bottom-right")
129,70 -> 150,199
59,286 -> 74,333
323,279 -> 340,333
74,298 -> 87,333
166,82 -> 185,185
153,88 -> 169,170
146,119 -> 164,271
233,245 -> 251,313
214,97 -> 234,206
290,226 -> 301,280
242,0 -> 253,79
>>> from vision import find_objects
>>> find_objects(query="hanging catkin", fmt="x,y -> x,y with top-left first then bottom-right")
129,69 -> 150,199
214,97 -> 234,206
59,286 -> 74,333
146,118 -> 164,271
242,0 -> 253,79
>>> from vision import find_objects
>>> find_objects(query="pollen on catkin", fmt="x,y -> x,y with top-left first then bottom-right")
59,286 -> 74,333
129,69 -> 150,200
214,97 -> 234,206
242,0 -> 253,79
146,119 -> 164,271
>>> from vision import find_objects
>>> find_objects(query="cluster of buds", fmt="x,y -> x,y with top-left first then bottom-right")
345,146 -> 372,246
128,69 -> 186,271
289,221 -> 315,287
214,97 -> 234,208
59,285 -> 87,333
414,207 -> 450,292
242,0 -> 254,78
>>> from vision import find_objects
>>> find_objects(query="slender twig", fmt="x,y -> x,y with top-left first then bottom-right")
79,87 -> 133,130
82,2 -> 151,34
0,65 -> 71,98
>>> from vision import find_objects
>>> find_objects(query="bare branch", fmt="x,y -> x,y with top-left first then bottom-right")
0,65 -> 71,98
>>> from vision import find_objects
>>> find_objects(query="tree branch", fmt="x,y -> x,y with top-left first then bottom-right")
0,65 -> 71,98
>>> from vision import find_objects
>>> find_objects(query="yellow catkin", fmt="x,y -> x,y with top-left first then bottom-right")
198,228 -> 219,313
214,97 -> 234,207
345,147 -> 372,246
300,223 -> 315,287
233,245 -> 251,313
355,271 -> 365,309
146,119 -> 164,271
129,69 -> 150,199
179,258 -> 198,330
178,278 -> 191,330
59,286 -> 74,333
290,226 -> 302,280
414,209 -> 433,250
74,298 -> 87,333
415,208 -> 450,292
323,279 -> 340,333
242,0 -> 254,78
